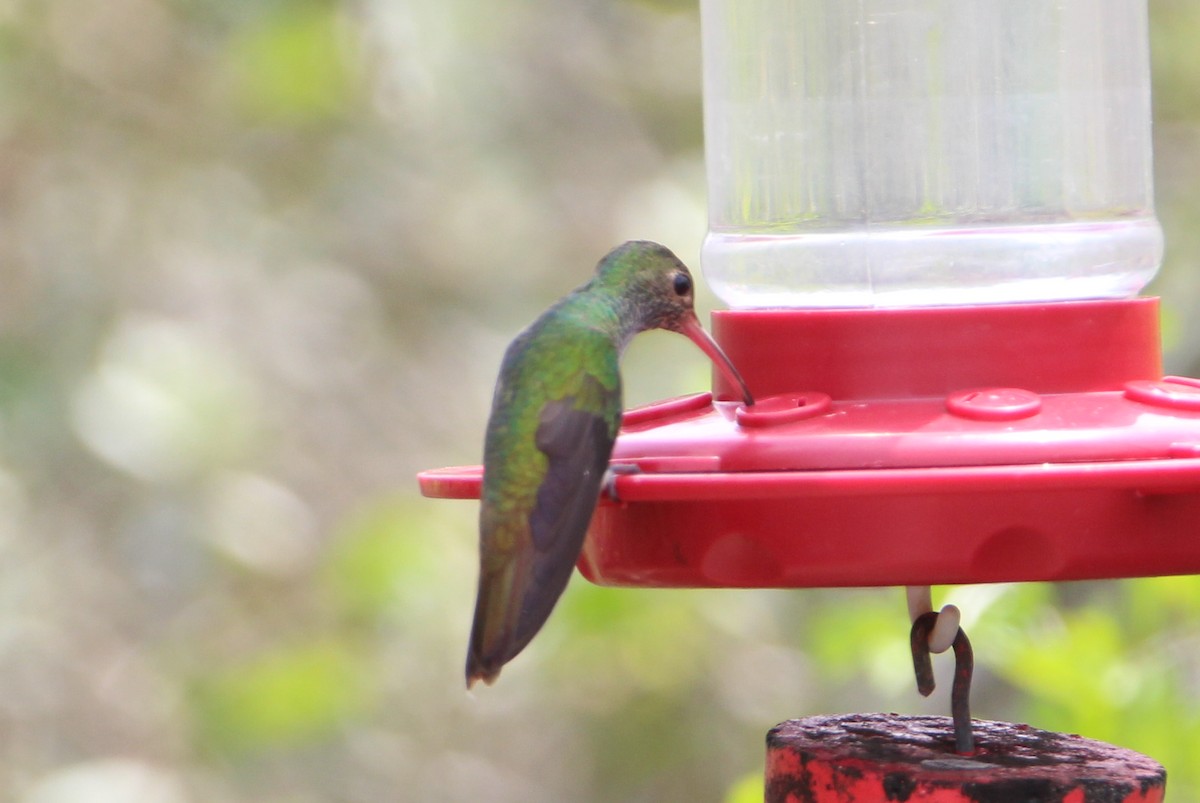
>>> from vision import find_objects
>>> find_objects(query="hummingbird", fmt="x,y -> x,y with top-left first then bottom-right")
466,240 -> 754,688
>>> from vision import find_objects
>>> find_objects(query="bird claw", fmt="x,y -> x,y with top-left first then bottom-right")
602,463 -> 641,502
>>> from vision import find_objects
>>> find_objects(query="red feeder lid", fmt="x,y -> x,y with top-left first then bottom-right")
419,297 -> 1200,588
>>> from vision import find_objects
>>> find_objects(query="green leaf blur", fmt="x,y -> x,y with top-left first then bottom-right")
223,4 -> 360,123
191,642 -> 366,756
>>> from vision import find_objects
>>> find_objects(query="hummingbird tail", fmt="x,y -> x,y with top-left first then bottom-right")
464,556 -> 528,690
465,652 -> 501,689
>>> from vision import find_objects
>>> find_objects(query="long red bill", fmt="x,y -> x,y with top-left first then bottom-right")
680,314 -> 754,406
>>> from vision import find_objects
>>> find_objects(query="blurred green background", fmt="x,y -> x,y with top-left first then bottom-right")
2,0 -> 1200,801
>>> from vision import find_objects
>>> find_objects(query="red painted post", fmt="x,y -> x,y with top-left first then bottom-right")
766,714 -> 1166,802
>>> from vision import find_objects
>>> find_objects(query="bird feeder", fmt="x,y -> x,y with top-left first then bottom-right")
420,0 -> 1182,797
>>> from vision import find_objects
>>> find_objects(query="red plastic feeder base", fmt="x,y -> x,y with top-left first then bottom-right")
420,298 -> 1200,588
767,714 -> 1165,803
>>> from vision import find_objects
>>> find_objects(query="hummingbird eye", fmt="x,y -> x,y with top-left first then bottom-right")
672,272 -> 691,297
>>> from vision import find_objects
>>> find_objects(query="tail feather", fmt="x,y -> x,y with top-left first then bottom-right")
465,556 -> 530,688
464,530 -> 581,688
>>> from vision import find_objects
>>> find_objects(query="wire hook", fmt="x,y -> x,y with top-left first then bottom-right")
910,609 -> 975,755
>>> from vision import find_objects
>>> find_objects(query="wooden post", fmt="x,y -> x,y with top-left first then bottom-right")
767,714 -> 1165,802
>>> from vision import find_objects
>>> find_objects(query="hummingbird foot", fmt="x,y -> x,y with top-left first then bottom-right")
601,463 -> 641,502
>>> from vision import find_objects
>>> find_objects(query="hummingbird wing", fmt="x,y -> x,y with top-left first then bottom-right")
519,392 -> 615,636
467,360 -> 621,687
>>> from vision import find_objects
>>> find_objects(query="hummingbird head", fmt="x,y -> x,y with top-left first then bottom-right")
594,240 -> 698,331
595,241 -> 754,406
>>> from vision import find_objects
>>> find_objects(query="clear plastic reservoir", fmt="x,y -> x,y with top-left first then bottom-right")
699,0 -> 1163,308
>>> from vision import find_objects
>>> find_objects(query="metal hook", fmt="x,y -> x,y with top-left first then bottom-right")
910,610 -> 975,755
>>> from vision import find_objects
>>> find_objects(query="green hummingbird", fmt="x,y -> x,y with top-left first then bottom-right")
466,240 -> 754,688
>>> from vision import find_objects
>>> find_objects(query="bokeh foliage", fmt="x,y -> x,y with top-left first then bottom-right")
0,1 -> 1198,801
